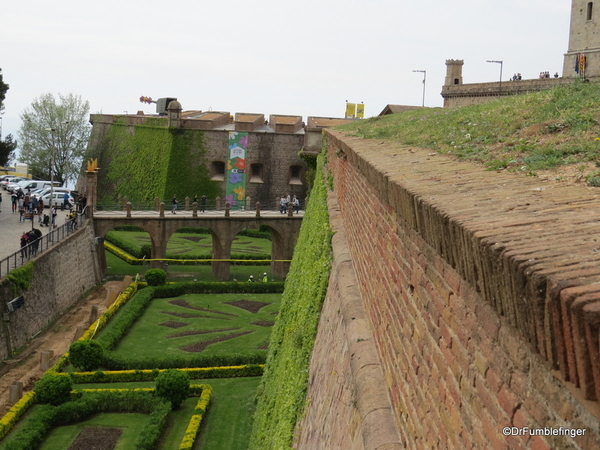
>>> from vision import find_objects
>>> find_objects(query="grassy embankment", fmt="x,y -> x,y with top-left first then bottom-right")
340,81 -> 600,183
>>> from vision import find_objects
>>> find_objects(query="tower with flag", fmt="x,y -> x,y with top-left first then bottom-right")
563,1 -> 600,78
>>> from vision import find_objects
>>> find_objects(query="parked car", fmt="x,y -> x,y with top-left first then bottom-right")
41,192 -> 75,208
36,187 -> 70,199
18,180 -> 57,192
2,177 -> 26,190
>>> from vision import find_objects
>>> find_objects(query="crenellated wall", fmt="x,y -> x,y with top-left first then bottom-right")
297,130 -> 600,449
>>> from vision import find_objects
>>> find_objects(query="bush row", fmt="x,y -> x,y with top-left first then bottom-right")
1,389 -> 171,450
180,385 -> 212,450
69,364 -> 264,383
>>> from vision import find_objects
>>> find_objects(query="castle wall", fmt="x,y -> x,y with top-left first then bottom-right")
0,221 -> 101,361
85,115 -> 308,209
297,129 -> 600,449
441,78 -> 573,108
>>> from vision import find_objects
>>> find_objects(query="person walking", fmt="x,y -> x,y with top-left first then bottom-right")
262,272 -> 268,282
0,192 -> 2,212
51,206 -> 57,228
20,232 -> 29,259
292,195 -> 300,214
201,194 -> 207,213
171,195 -> 178,214
11,191 -> 17,213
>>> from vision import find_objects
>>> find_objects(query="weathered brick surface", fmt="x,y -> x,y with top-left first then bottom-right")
0,222 -> 101,361
294,192 -> 402,449
321,129 -> 600,449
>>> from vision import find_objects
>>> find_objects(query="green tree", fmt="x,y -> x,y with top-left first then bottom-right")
0,68 -> 17,166
18,93 -> 91,185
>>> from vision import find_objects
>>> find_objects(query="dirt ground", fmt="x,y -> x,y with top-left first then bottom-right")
0,281 -> 122,417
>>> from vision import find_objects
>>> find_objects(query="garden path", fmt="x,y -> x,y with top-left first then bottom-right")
0,281 -> 120,417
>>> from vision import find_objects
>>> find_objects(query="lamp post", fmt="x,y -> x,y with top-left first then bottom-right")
412,70 -> 426,107
44,127 -> 57,222
486,60 -> 503,96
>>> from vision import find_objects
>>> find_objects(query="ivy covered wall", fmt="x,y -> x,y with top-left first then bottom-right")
92,118 -> 219,205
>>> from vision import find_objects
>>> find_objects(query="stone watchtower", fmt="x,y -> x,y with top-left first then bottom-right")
167,100 -> 182,127
444,59 -> 464,86
563,1 -> 600,78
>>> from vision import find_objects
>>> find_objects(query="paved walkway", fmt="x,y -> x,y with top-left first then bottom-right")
0,205 -> 73,261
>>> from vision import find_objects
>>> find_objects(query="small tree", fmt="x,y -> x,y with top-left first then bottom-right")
69,340 -> 103,371
35,374 -> 73,405
145,268 -> 167,286
155,369 -> 190,408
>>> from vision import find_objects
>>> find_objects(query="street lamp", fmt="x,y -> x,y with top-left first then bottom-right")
44,121 -> 69,225
412,70 -> 426,107
44,127 -> 57,222
486,60 -> 503,96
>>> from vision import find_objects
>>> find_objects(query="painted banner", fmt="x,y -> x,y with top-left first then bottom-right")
226,131 -> 248,210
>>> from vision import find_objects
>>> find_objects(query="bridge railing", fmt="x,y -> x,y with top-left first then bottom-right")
95,197 -> 305,215
0,212 -> 86,279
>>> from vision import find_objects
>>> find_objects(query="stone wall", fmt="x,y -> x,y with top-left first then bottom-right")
301,129 -> 600,449
441,77 -> 573,108
86,115 -> 308,208
0,221 -> 102,361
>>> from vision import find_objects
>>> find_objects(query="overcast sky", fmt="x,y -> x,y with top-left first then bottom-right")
1,0 -> 570,156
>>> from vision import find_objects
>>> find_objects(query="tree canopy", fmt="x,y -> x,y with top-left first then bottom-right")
18,93 -> 91,185
0,68 -> 17,166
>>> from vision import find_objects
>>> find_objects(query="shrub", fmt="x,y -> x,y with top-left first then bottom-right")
69,340 -> 104,371
141,243 -> 152,259
34,374 -> 73,405
145,269 -> 167,286
155,369 -> 190,408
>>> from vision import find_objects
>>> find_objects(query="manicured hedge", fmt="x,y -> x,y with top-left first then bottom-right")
69,365 -> 264,384
1,389 -> 171,450
93,282 -> 282,370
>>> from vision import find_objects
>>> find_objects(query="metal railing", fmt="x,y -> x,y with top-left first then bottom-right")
0,212 -> 86,279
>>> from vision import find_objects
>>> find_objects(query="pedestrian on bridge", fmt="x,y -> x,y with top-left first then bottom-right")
172,195 -> 178,214
201,194 -> 207,213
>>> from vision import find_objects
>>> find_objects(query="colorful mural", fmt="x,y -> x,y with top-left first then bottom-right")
226,131 -> 248,209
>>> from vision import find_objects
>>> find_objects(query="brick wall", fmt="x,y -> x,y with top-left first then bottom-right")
305,130 -> 600,449
294,192 -> 402,449
0,222 -> 101,361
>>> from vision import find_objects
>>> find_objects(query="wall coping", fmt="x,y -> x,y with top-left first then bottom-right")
324,128 -> 600,405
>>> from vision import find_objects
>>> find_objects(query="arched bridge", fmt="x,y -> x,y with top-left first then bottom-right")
92,208 -> 303,280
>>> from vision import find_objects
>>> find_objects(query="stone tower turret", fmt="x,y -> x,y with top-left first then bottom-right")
167,100 -> 182,128
444,59 -> 464,86
563,1 -> 600,77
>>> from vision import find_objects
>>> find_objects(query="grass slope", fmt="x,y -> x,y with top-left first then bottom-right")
340,81 -> 600,176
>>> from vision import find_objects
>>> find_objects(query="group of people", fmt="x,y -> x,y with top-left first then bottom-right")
9,189 -> 44,223
248,273 -> 269,282
539,71 -> 559,79
279,194 -> 300,214
20,228 -> 43,259
171,194 -> 208,214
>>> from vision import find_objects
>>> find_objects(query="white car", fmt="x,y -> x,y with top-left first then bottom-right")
41,192 -> 75,208
2,177 -> 26,190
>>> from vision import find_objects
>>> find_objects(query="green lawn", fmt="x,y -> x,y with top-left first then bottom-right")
69,378 -> 262,450
105,293 -> 279,359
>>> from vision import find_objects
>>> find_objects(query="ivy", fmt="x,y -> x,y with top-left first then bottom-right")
94,119 -> 219,205
249,149 -> 332,449
4,262 -> 34,293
